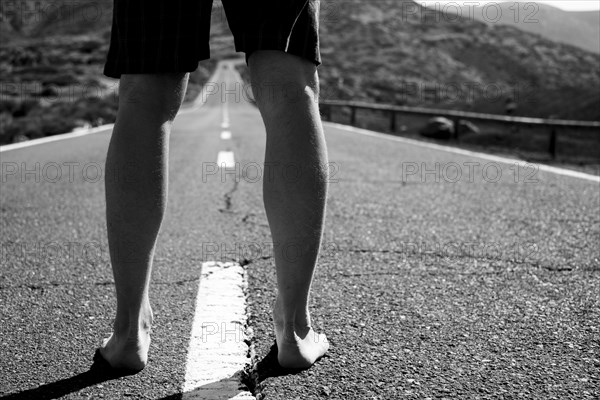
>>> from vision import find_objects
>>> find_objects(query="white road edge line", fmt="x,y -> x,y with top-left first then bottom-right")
182,262 -> 254,399
0,124 -> 114,153
0,63 -> 224,153
217,151 -> 235,168
325,122 -> 600,183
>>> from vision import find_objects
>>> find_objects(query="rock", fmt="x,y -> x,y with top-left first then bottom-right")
419,117 -> 454,140
320,385 -> 331,396
12,134 -> 30,143
458,120 -> 480,135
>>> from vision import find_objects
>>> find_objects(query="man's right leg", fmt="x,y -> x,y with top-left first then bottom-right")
100,73 -> 188,370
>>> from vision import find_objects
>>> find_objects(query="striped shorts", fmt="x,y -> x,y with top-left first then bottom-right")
103,0 -> 321,79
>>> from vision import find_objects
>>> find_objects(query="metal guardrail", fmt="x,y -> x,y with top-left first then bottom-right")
319,100 -> 600,159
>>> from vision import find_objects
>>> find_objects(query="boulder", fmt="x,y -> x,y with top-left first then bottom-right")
419,116 -> 454,140
458,120 -> 480,136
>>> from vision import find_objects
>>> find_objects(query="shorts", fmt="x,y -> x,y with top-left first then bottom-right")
103,0 -> 321,79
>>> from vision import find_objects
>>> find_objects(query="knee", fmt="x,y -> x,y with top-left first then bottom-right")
249,51 -> 319,116
118,73 -> 188,122
254,83 -> 319,118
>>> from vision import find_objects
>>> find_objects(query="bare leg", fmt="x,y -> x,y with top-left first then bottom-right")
249,51 -> 330,369
100,73 -> 188,370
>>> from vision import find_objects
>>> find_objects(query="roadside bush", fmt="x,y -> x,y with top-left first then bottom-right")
72,96 -> 118,123
0,94 -> 118,144
3,99 -> 40,117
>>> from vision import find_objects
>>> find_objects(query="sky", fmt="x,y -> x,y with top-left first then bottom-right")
418,1 -> 600,11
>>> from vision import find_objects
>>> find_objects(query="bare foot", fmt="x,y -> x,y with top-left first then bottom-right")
99,308 -> 153,371
273,297 -> 329,369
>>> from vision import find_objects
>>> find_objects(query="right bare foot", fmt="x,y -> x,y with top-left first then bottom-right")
273,297 -> 329,369
98,308 -> 153,371
98,331 -> 150,371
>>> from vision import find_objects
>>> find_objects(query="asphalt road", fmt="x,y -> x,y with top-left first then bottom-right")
1,61 -> 599,399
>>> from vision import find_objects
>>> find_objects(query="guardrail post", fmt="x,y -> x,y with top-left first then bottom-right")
322,104 -> 331,121
389,111 -> 396,132
549,127 -> 557,159
350,106 -> 356,126
453,118 -> 460,140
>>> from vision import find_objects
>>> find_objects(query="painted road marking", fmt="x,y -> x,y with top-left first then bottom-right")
221,131 -> 232,140
0,62 -> 225,152
0,125 -> 114,153
182,262 -> 253,399
326,122 -> 600,183
217,151 -> 235,168
188,64 -> 223,111
221,93 -> 230,129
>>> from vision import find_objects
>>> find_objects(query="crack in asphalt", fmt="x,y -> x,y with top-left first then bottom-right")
343,247 -> 578,271
218,246 -> 576,274
239,256 -> 272,267
241,212 -> 269,227
0,277 -> 201,291
241,315 -> 260,398
219,179 -> 239,213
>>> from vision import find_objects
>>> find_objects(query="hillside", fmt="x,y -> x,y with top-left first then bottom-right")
0,1 -> 219,144
316,0 -> 600,120
443,2 -> 600,54
1,0 -> 599,145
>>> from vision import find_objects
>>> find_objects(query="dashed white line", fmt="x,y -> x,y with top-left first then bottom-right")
325,122 -> 600,183
222,96 -> 230,128
174,63 -> 224,114
217,151 -> 235,168
182,262 -> 253,399
221,131 -> 232,140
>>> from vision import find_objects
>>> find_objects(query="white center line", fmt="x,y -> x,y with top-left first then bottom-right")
217,151 -> 235,168
182,262 -> 253,399
221,97 -> 230,128
221,130 -> 232,140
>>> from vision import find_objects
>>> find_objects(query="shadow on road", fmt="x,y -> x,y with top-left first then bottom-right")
153,344 -> 309,400
0,344 -> 309,399
155,371 -> 251,400
253,342 -> 314,380
0,350 -> 138,400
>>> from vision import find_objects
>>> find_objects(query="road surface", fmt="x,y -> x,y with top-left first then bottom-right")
1,61 -> 598,399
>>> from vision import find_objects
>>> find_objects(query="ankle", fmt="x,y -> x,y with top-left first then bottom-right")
137,309 -> 153,335
273,297 -> 311,328
113,304 -> 153,337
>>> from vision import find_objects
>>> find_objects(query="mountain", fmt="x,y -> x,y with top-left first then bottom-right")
316,0 -> 600,120
1,0 -> 599,124
0,0 -> 113,38
442,2 -> 600,54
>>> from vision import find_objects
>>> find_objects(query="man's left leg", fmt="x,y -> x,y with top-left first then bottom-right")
249,50 -> 330,368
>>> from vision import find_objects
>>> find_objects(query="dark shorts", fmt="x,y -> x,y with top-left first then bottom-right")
103,0 -> 321,79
